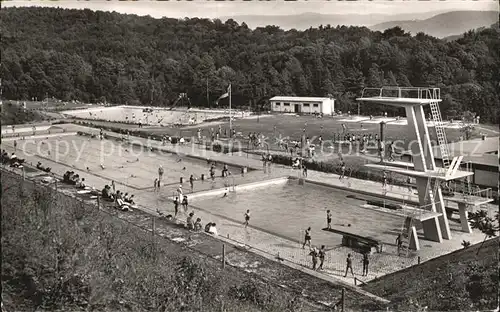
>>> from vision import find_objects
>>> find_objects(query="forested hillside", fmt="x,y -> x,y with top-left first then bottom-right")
1,7 -> 499,122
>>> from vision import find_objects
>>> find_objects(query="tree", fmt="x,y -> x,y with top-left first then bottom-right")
467,210 -> 499,255
1,7 -> 499,122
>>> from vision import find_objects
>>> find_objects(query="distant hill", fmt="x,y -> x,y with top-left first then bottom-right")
370,11 -> 498,38
219,11 -> 450,30
443,22 -> 499,41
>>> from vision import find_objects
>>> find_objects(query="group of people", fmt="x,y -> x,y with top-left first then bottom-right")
1,150 -> 25,168
167,207 -> 218,236
101,183 -> 138,210
173,195 -> 189,216
36,161 -> 52,173
304,222 -> 371,276
206,125 -> 237,141
63,171 -> 86,188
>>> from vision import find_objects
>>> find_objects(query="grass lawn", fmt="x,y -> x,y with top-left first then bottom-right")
70,114 -> 485,150
363,237 -> 499,311
1,101 -> 49,125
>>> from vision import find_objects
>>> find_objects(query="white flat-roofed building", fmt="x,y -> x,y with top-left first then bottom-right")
269,96 -> 335,115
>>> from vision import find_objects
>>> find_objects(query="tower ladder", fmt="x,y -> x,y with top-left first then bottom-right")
428,88 -> 451,169
399,207 -> 416,257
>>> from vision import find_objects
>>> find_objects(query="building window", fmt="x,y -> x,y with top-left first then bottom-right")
275,102 -> 281,106
303,103 -> 310,107
313,104 -> 319,107
284,103 -> 290,106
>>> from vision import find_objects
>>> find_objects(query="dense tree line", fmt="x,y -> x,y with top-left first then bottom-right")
1,7 -> 499,122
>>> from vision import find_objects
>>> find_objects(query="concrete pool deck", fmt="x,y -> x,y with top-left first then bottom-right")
1,124 -> 492,285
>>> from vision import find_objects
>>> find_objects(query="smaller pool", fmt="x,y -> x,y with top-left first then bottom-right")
193,180 -> 404,248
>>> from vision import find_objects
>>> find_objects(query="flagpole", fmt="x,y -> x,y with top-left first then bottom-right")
206,78 -> 209,108
229,83 -> 232,137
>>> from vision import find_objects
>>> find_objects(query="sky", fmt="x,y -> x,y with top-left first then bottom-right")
3,0 -> 498,19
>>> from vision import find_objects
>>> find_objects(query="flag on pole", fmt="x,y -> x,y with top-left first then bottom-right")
215,84 -> 231,106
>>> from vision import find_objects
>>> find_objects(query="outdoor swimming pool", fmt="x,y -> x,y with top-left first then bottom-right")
62,106 -> 249,126
4,135 -> 244,189
193,179 -> 404,248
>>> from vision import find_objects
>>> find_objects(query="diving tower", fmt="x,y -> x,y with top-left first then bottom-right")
356,87 -> 493,251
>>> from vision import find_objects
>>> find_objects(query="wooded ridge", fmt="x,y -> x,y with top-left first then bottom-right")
1,7 -> 499,122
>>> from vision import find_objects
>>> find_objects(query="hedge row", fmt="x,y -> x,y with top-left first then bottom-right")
269,154 -> 406,186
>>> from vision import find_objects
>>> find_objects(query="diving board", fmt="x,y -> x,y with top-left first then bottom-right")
362,203 -> 443,251
443,193 -> 495,233
380,160 -> 415,169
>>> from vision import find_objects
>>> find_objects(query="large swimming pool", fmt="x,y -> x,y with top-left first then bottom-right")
4,135 -> 244,189
192,180 -> 404,248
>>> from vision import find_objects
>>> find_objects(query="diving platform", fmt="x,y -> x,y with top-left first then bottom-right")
362,202 -> 443,251
355,97 -> 441,107
357,86 -> 464,250
380,160 -> 415,169
365,164 -> 474,181
445,193 -> 495,207
356,87 -> 443,107
443,190 -> 495,233
368,204 -> 443,222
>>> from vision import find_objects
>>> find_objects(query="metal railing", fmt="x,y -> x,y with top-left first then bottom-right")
359,86 -> 441,100
471,187 -> 493,199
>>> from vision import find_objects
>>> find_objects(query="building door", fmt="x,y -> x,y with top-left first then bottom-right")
294,104 -> 301,113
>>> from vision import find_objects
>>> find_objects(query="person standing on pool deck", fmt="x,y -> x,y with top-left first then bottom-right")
158,165 -> 164,182
318,245 -> 326,270
189,174 -> 195,192
111,180 -> 116,193
309,247 -> 318,270
344,254 -> 354,277
362,253 -> 370,276
173,197 -> 179,217
243,210 -> 250,228
339,162 -> 346,179
210,165 -> 215,181
326,210 -> 332,229
302,227 -> 312,249
154,178 -> 158,192
396,233 -> 403,255
182,195 -> 189,211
